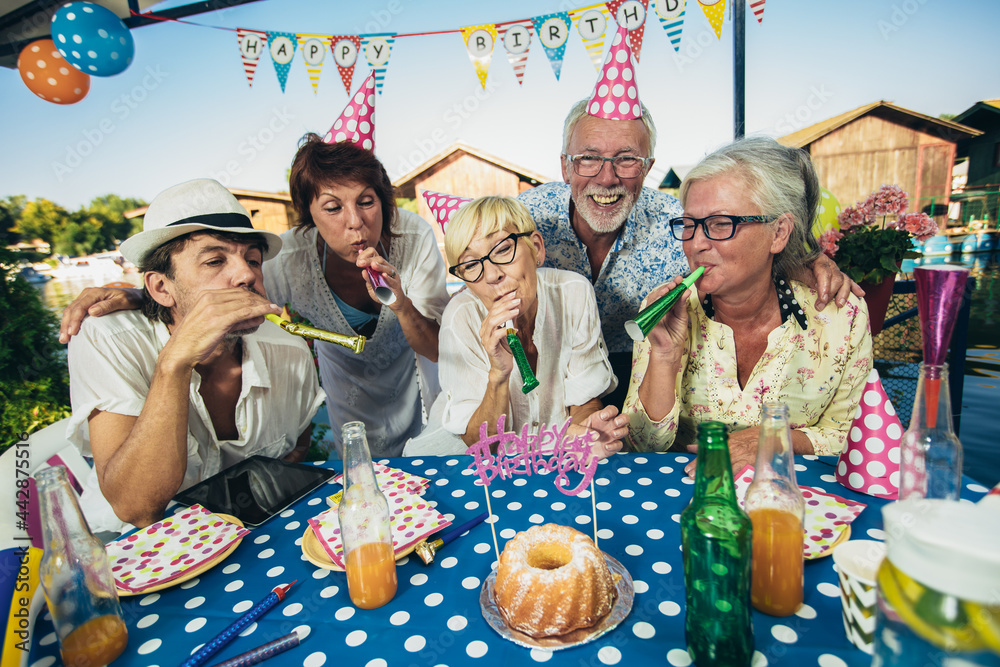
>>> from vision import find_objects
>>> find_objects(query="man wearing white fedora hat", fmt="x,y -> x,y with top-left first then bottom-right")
66,178 -> 325,532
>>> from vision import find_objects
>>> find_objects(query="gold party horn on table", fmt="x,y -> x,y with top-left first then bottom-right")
265,314 -> 366,354
624,265 -> 705,342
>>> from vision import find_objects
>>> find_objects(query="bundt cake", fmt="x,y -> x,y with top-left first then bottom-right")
493,524 -> 617,638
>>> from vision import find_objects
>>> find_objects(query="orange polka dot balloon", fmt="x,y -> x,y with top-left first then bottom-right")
17,39 -> 90,104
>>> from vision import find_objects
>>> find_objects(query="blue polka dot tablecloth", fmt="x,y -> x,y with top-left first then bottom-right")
27,454 -> 989,667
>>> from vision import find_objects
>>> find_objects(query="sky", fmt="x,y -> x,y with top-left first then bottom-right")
2,0 -> 1000,211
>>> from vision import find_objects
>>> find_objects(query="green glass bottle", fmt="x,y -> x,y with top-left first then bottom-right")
680,421 -> 754,665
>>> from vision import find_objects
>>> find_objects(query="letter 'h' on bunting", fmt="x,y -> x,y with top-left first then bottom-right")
236,28 -> 267,87
460,24 -> 498,90
606,0 -> 650,62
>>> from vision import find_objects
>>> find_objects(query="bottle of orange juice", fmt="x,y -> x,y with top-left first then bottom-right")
745,402 -> 805,616
339,421 -> 397,609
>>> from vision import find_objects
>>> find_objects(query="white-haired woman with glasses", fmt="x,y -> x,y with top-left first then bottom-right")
623,137 -> 873,475
438,196 -> 628,456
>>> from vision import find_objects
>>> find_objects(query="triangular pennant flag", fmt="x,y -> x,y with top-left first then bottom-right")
421,190 -> 473,235
296,33 -> 328,94
654,0 -> 686,52
495,20 -> 533,86
748,0 -> 765,23
836,369 -> 902,500
236,28 -> 267,87
533,12 -> 571,81
698,0 -> 726,39
607,0 -> 650,62
267,31 -> 297,93
460,23 -> 498,90
330,35 -> 362,95
361,33 -> 395,95
568,6 -> 613,71
323,72 -> 377,151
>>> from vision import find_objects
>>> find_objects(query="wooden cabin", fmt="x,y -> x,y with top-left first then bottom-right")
124,188 -> 296,236
778,101 -> 980,222
393,142 -> 553,253
953,99 -> 1000,189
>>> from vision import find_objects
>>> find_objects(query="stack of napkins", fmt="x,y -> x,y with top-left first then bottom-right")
310,465 -> 449,568
734,466 -> 867,559
107,504 -> 249,592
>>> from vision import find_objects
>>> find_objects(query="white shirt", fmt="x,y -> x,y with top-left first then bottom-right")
67,312 -> 325,533
264,210 -> 450,457
439,268 -> 616,439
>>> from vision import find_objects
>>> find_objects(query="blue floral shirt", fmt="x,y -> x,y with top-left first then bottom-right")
518,182 -> 688,355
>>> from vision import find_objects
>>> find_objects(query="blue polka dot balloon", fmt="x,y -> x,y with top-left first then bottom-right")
51,2 -> 134,77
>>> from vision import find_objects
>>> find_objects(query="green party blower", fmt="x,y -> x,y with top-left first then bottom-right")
624,265 -> 705,342
265,314 -> 366,354
506,320 -> 539,394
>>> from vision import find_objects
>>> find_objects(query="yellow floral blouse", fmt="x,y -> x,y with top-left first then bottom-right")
624,280 -> 873,455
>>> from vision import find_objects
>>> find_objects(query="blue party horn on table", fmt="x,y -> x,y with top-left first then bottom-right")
182,582 -> 295,667
415,512 -> 489,564
624,266 -> 705,342
208,630 -> 301,667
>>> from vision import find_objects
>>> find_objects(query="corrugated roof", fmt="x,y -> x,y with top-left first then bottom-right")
778,100 -> 980,148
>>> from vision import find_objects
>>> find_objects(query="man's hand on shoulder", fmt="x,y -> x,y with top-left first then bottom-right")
799,254 -> 865,311
60,286 -> 143,344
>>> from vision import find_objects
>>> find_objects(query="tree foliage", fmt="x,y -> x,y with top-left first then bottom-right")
7,193 -> 145,255
0,247 -> 71,451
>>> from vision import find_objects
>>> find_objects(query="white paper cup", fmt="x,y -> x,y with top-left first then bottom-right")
831,539 -> 886,654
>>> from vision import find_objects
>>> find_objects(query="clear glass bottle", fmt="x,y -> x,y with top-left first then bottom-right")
36,465 -> 128,667
899,363 -> 963,500
339,421 -> 397,609
680,422 -> 754,665
745,402 -> 805,616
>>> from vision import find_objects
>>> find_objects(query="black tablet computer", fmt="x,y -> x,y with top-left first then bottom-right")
172,455 -> 336,528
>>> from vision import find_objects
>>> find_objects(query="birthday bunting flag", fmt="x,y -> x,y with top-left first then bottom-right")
607,0 -> 650,62
533,12 -> 571,81
267,31 -> 297,92
748,0 -> 765,23
361,33 -> 396,94
460,23 -> 498,89
330,34 -> 362,94
236,28 -> 267,87
652,0 -> 686,51
698,0 -> 726,39
568,6 -> 612,71
296,33 -> 328,94
495,20 -> 533,86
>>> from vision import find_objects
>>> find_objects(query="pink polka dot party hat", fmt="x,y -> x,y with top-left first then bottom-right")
421,189 -> 472,235
323,71 -> 376,151
836,369 -> 902,499
586,25 -> 642,121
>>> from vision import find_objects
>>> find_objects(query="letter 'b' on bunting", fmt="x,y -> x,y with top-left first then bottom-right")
237,28 -> 267,87
460,23 -> 497,90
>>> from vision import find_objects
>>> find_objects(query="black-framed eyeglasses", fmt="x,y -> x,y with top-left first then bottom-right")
562,153 -> 652,178
449,232 -> 533,283
668,215 -> 777,241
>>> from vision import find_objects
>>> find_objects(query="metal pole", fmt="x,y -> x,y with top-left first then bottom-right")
733,0 -> 746,139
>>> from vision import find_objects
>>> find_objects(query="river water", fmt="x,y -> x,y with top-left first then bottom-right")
34,255 -> 1000,488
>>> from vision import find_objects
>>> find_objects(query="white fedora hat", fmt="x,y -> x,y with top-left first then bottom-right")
119,178 -> 283,266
